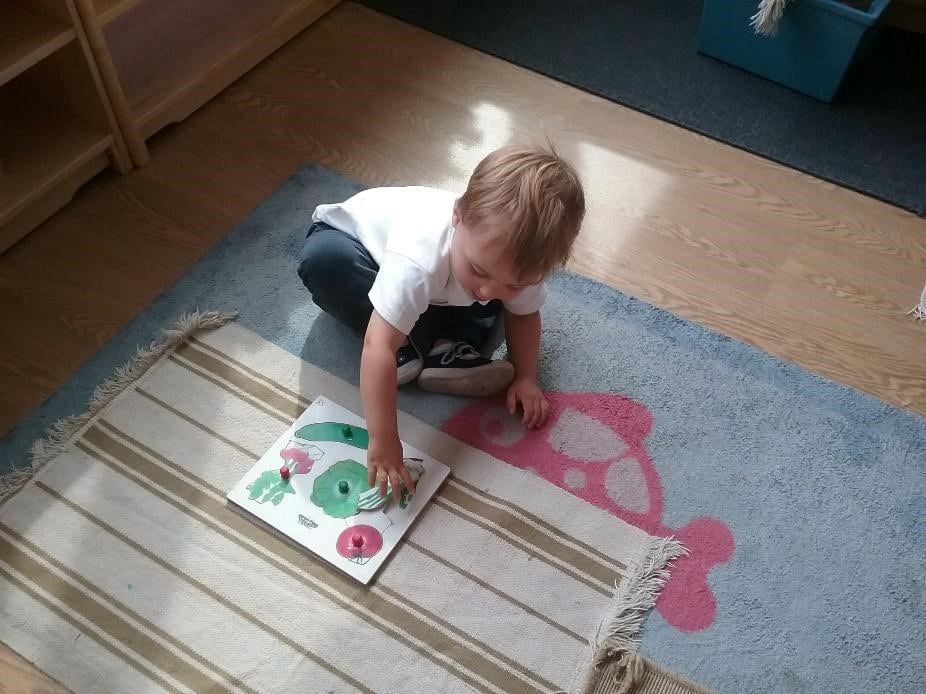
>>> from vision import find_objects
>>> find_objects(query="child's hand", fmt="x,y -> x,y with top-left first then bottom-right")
506,377 -> 550,429
367,433 -> 417,501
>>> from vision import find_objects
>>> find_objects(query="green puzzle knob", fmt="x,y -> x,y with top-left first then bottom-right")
338,480 -> 349,494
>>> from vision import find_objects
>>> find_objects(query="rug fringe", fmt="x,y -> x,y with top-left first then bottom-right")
574,535 -> 689,694
908,283 -> 926,321
0,310 -> 237,504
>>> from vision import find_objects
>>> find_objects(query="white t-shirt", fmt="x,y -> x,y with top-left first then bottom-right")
312,186 -> 546,335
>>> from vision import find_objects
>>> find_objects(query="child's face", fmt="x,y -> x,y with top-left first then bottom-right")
450,211 -> 539,302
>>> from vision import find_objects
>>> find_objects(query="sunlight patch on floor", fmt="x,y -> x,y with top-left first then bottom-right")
442,101 -> 513,191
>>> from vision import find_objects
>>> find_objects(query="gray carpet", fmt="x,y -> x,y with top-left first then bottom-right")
2,165 -> 924,692
360,0 -> 926,216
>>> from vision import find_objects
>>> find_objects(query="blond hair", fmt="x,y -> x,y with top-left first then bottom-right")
457,144 -> 585,279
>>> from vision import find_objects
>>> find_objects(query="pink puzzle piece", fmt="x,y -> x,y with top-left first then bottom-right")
441,392 -> 735,632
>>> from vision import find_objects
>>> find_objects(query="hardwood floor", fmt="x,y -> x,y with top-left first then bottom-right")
0,644 -> 67,694
1,2 -> 924,688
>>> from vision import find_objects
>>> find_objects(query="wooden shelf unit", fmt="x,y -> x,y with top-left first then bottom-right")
0,0 -> 130,254
92,0 -> 144,26
0,2 -> 75,85
98,0 -> 339,145
0,82 -> 112,227
0,0 -> 338,254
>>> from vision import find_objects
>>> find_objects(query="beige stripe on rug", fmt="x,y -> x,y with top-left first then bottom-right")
1,313 -> 685,693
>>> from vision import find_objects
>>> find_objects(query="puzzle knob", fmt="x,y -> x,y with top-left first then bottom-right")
279,465 -> 290,480
351,533 -> 364,548
338,480 -> 349,494
342,424 -> 353,439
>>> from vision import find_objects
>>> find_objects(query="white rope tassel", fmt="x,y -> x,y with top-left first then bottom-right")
575,536 -> 688,693
909,283 -> 926,321
750,0 -> 791,36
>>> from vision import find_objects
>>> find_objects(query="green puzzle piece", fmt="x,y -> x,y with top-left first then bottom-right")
310,459 -> 372,518
247,470 -> 295,506
294,422 -> 369,450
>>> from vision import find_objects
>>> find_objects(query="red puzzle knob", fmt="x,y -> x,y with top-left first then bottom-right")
279,465 -> 291,480
336,525 -> 384,563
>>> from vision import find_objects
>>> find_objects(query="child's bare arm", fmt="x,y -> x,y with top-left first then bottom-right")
504,310 -> 550,428
361,311 -> 417,499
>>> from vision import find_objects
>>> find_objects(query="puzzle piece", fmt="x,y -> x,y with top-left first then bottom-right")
294,421 -> 369,449
247,470 -> 294,506
310,459 -> 370,518
357,459 -> 425,511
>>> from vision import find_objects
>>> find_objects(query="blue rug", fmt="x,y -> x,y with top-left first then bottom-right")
3,166 -> 924,693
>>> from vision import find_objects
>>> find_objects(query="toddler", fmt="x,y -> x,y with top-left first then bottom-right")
298,144 -> 585,497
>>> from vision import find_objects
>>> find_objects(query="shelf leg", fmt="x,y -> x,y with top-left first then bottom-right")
72,0 -> 151,167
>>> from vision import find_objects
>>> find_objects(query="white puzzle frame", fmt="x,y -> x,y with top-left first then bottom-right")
226,396 -> 450,584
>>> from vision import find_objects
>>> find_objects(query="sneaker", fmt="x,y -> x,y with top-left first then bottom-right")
417,341 -> 514,396
396,340 -> 423,385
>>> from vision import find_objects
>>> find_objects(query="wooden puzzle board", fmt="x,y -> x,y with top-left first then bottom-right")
226,396 -> 450,584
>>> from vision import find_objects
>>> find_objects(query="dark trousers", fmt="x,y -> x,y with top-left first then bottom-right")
297,222 -> 501,356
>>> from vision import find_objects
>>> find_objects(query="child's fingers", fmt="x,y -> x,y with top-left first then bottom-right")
537,398 -> 551,426
522,398 -> 535,426
529,398 -> 543,428
390,470 -> 403,502
377,468 -> 389,498
507,387 -> 518,414
529,396 -> 549,428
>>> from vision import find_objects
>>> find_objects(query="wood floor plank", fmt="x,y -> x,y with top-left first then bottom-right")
0,643 -> 69,694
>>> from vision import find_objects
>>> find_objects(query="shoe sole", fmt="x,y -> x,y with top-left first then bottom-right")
417,362 -> 514,397
397,360 -> 423,386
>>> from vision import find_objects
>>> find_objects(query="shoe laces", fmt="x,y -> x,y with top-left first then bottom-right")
440,342 -> 480,366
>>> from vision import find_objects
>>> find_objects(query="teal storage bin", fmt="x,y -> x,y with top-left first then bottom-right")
697,0 -> 892,101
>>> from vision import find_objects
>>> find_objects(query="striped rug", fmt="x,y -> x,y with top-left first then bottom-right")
0,315 -> 683,693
